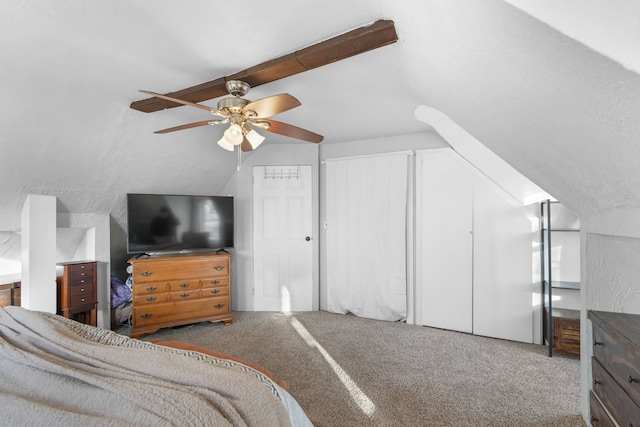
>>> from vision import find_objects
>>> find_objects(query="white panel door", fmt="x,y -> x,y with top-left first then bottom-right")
253,165 -> 313,311
472,178 -> 533,342
417,149 -> 473,333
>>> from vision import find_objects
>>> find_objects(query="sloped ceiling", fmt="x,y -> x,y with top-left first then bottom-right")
1,0 -> 639,230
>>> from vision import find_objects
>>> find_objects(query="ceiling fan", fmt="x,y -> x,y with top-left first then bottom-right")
140,80 -> 323,152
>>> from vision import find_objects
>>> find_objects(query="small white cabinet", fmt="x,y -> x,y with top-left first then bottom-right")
416,148 -> 534,343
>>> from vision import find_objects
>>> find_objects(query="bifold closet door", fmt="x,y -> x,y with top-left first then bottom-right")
416,149 -> 473,333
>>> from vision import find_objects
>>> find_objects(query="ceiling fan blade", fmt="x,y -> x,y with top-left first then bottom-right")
154,120 -> 222,134
242,93 -> 301,118
140,90 -> 224,116
257,119 -> 323,143
241,138 -> 253,152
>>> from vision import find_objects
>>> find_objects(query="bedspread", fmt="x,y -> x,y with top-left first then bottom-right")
0,306 -> 310,426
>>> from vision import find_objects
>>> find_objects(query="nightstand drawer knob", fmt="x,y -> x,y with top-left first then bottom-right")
141,271 -> 153,277
140,313 -> 152,319
80,288 -> 85,292
81,298 -> 85,302
210,289 -> 220,295
214,265 -> 224,271
214,304 -> 225,309
180,283 -> 189,288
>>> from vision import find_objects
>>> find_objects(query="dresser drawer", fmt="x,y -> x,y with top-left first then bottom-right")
201,286 -> 229,298
168,290 -> 199,301
133,297 -> 229,327
201,277 -> 230,288
168,280 -> 199,292
592,357 -> 640,425
593,319 -> 640,407
69,291 -> 96,307
590,390 -> 615,427
132,256 -> 229,283
133,283 -> 168,296
133,293 -> 168,305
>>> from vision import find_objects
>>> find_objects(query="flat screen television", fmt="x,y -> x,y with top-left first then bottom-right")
126,193 -> 234,254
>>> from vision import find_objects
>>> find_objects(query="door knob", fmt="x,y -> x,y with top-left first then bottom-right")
305,236 -> 312,241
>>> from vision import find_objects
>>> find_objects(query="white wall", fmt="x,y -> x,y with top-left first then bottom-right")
21,195 -> 57,313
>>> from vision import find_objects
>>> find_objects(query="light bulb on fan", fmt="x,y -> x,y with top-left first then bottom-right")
245,129 -> 265,149
217,136 -> 234,151
223,124 -> 244,145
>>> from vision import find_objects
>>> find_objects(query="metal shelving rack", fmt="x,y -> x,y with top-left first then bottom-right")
540,200 -> 580,357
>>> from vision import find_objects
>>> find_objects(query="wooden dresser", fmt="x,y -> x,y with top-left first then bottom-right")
57,261 -> 98,326
589,310 -> 640,426
128,252 -> 232,338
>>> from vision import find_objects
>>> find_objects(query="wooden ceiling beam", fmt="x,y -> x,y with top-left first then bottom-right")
130,19 -> 397,113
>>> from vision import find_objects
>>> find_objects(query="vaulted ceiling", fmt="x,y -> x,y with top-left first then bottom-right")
1,0 -> 639,231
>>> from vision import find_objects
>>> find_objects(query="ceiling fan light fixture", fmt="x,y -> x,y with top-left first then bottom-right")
246,129 -> 265,149
224,124 -> 244,145
217,136 -> 235,151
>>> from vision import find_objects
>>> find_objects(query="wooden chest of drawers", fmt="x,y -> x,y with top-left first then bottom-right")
589,310 -> 640,426
57,261 -> 98,326
128,253 -> 232,338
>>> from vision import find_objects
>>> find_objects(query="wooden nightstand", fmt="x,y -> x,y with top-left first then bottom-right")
57,261 -> 98,326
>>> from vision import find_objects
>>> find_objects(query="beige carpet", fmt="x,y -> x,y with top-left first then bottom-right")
117,311 -> 584,426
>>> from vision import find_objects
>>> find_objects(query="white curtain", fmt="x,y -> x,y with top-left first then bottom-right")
325,152 -> 409,321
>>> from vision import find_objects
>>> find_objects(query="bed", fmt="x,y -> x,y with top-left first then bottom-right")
0,306 -> 312,426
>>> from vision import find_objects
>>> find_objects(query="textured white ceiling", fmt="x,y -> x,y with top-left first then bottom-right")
1,0 -> 639,230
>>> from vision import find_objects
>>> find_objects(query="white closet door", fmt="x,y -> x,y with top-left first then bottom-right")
325,153 -> 408,321
417,149 -> 473,333
473,178 -> 533,342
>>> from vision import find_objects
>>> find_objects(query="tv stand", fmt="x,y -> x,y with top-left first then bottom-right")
127,252 -> 232,338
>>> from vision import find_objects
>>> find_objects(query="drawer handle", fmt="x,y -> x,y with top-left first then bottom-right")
214,265 -> 224,271
141,271 -> 153,277
146,286 -> 157,291
594,379 -> 602,385
80,298 -> 85,302
80,280 -> 85,283
594,340 -> 603,346
80,288 -> 85,292
591,416 -> 598,423
211,289 -> 220,295
629,375 -> 639,383
146,297 -> 157,302
180,283 -> 190,288
214,304 -> 225,309
180,293 -> 190,298
140,313 -> 153,319
211,280 -> 220,285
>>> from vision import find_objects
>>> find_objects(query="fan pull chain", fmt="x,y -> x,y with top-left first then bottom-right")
237,146 -> 241,171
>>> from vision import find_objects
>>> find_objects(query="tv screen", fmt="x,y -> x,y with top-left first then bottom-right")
126,193 -> 234,254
